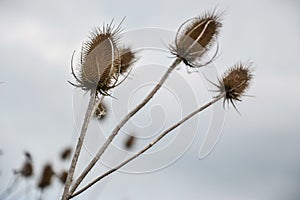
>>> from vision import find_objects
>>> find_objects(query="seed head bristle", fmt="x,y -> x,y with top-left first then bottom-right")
38,164 -> 54,190
170,10 -> 222,68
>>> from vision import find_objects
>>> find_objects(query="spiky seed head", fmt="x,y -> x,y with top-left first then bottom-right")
119,47 -> 137,74
222,64 -> 253,101
38,164 -> 54,190
215,63 -> 253,113
70,20 -> 124,96
170,10 -> 222,67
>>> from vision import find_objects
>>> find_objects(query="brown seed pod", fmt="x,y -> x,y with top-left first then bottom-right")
14,151 -> 33,178
69,20 -> 124,96
38,164 -> 54,190
20,161 -> 33,178
170,10 -> 222,68
124,135 -> 136,149
119,47 -> 137,74
60,147 -> 72,161
213,62 -> 253,112
58,171 -> 68,184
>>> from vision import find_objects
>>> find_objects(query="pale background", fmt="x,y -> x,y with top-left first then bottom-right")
1,0 -> 300,199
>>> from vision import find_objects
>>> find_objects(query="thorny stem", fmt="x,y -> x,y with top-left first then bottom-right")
70,57 -> 182,194
70,92 -> 226,198
61,88 -> 97,200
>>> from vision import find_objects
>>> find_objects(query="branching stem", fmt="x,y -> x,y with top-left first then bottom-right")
70,92 -> 226,198
70,58 -> 182,194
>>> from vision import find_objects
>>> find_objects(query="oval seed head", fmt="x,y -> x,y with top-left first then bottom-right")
70,20 -> 123,96
58,171 -> 68,184
170,10 -> 222,68
38,164 -> 54,190
217,63 -> 253,112
124,135 -> 136,150
60,147 -> 72,161
20,161 -> 33,178
119,47 -> 137,74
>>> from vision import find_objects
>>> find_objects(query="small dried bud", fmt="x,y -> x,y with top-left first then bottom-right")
14,151 -> 33,178
95,102 -> 106,119
216,63 -> 253,112
124,135 -> 136,149
69,20 -> 124,96
170,10 -> 222,68
20,161 -> 33,178
58,171 -> 68,184
38,164 -> 54,190
119,47 -> 137,74
60,147 -> 72,160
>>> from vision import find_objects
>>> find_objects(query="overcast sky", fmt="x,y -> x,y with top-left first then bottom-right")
1,0 -> 300,200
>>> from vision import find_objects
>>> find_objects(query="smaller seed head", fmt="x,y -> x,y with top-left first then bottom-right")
119,47 -> 137,74
124,135 -> 136,150
221,63 -> 253,101
38,164 -> 54,190
170,10 -> 222,67
60,147 -> 72,161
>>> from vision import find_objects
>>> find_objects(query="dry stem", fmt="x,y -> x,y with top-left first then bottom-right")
70,57 -> 182,194
61,88 -> 97,200
70,92 -> 226,198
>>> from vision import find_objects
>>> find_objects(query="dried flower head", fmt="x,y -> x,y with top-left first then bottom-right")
124,135 -> 136,149
214,63 -> 253,112
38,164 -> 54,190
95,102 -> 106,119
69,20 -> 124,96
58,171 -> 68,184
14,151 -> 33,178
170,10 -> 222,68
119,47 -> 137,74
60,147 -> 72,161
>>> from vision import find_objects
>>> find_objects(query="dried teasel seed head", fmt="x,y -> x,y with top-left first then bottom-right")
60,147 -> 72,161
14,151 -> 33,178
216,62 -> 253,112
70,20 -> 124,96
170,10 -> 222,68
95,102 -> 106,119
124,135 -> 136,149
119,47 -> 137,74
38,164 -> 54,190
20,161 -> 33,178
58,171 -> 68,184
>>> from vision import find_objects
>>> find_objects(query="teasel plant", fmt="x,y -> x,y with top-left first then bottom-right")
62,10 -> 254,200
0,152 -> 34,200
